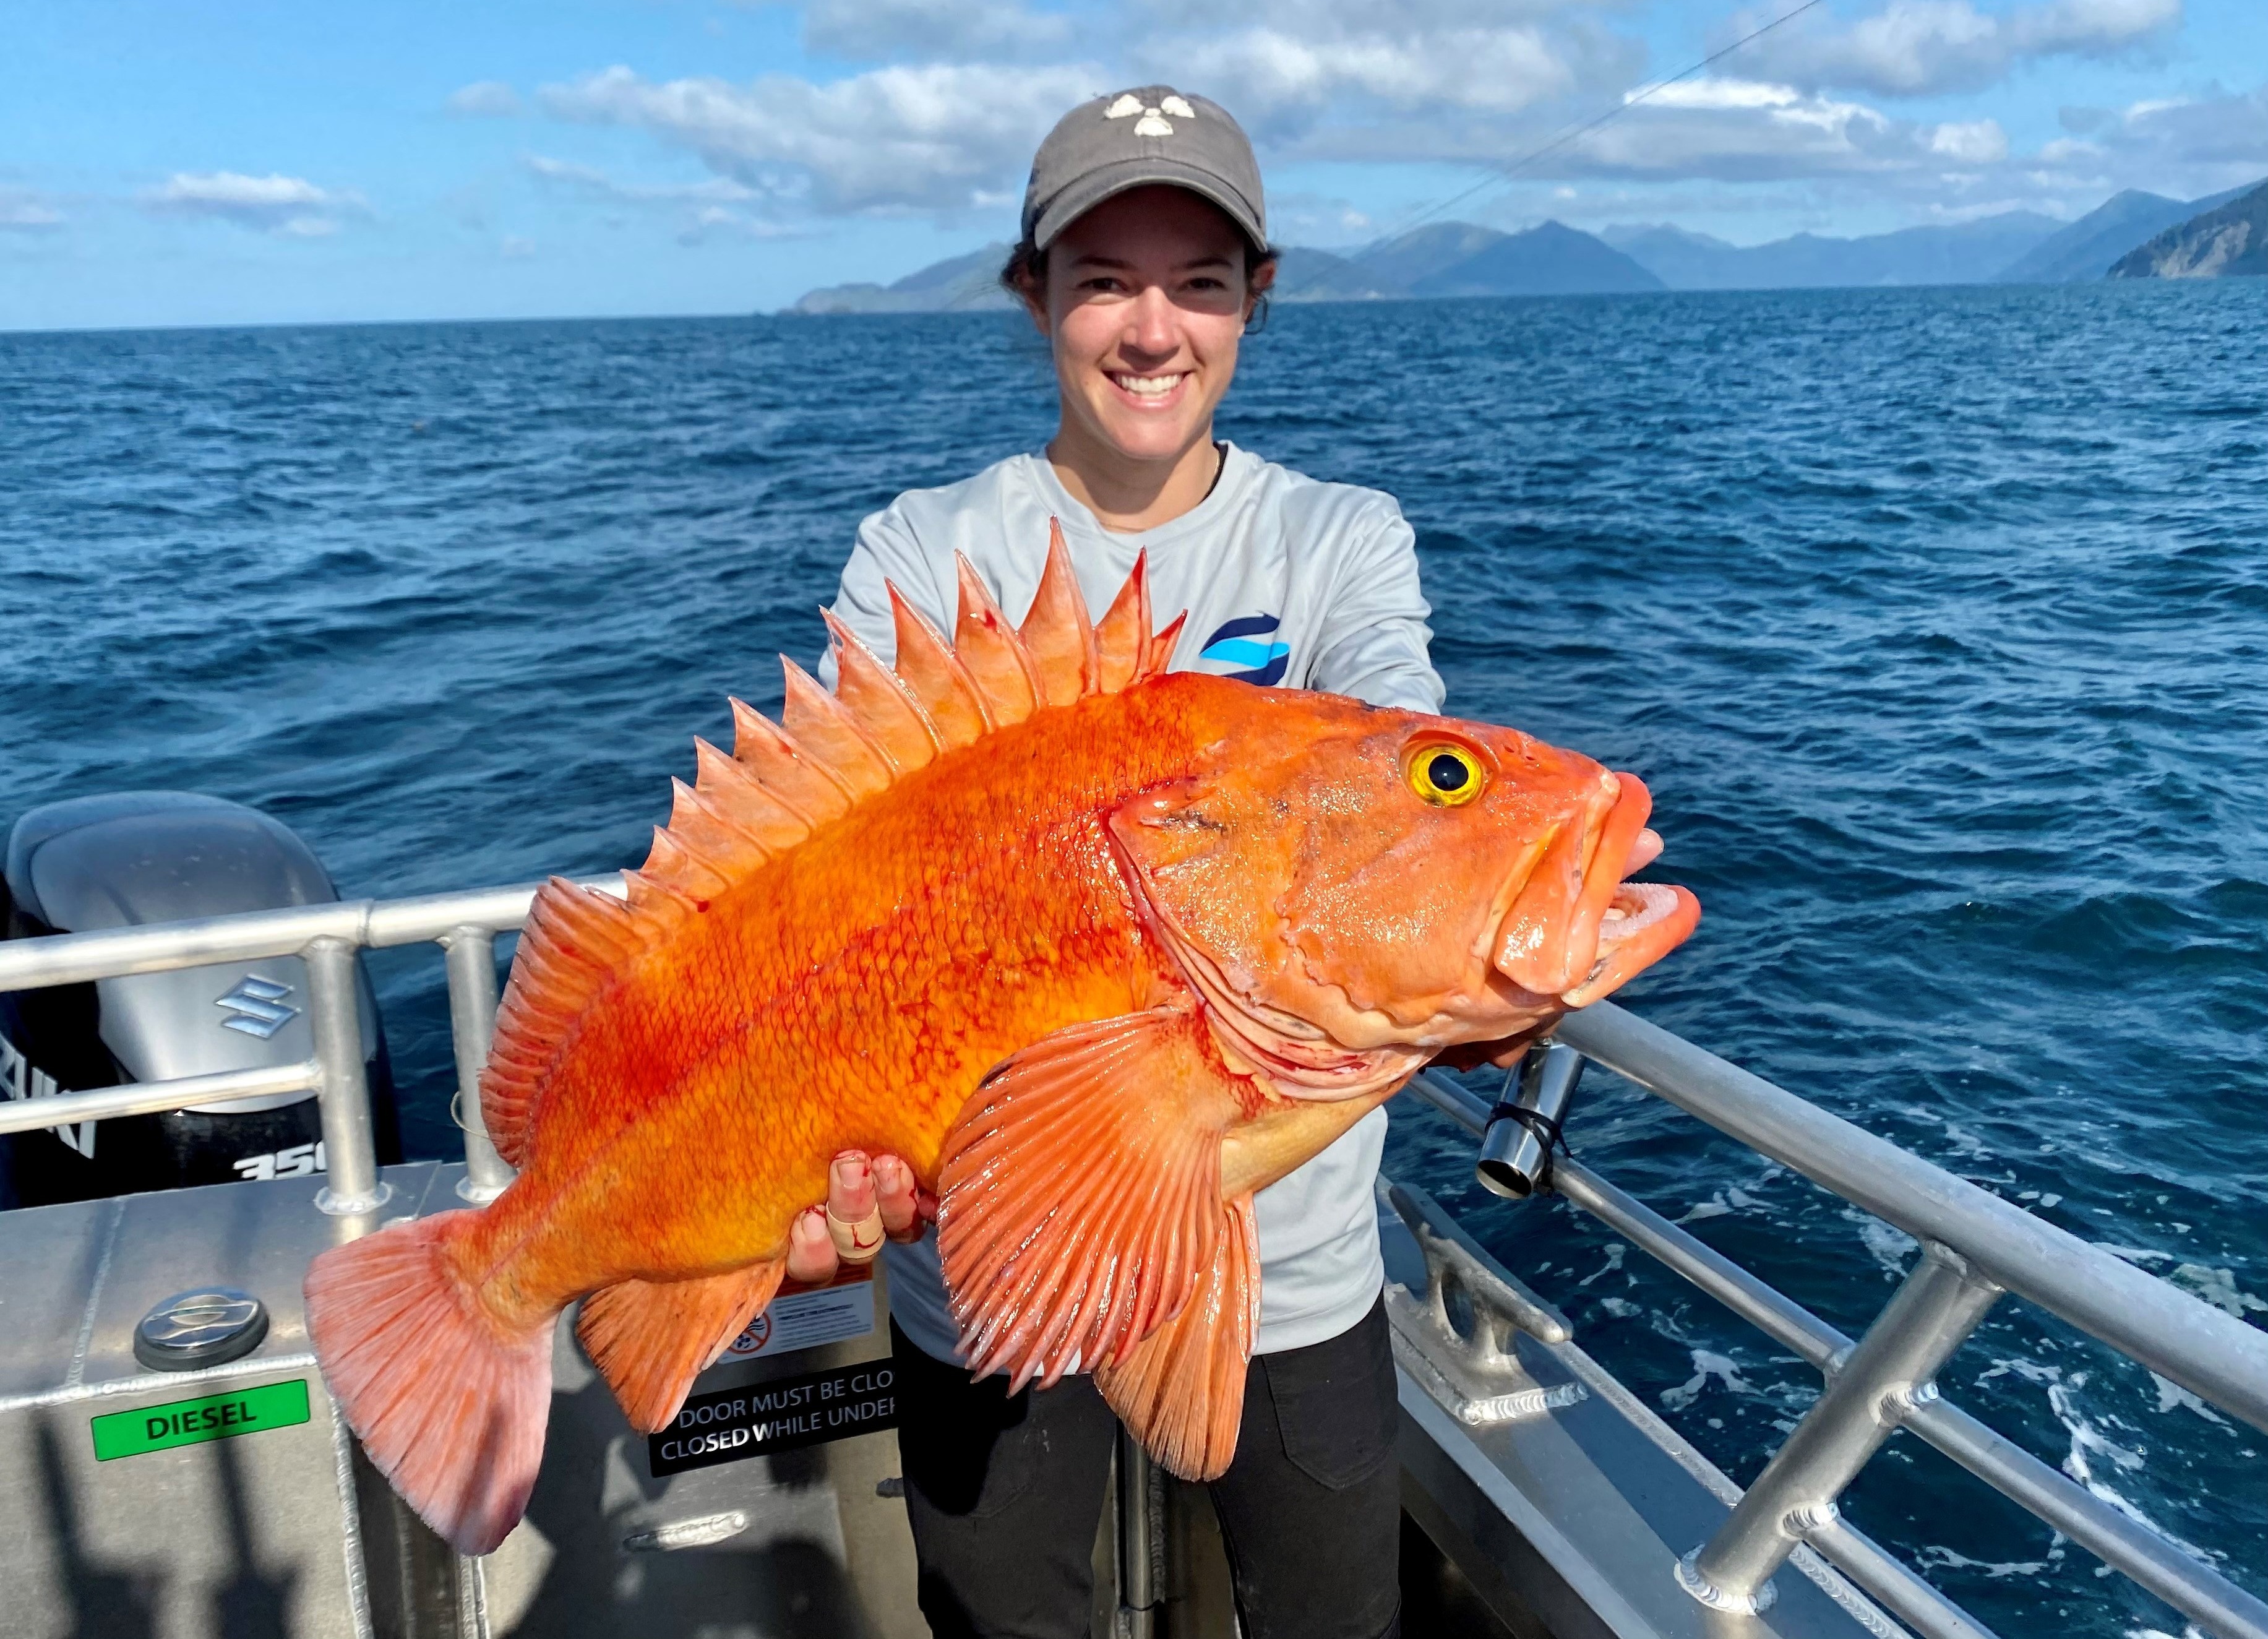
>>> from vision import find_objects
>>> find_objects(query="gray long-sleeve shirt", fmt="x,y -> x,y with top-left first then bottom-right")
820,441 -> 1443,1362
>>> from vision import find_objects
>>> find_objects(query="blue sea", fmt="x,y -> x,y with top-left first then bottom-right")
4,281 -> 2262,1637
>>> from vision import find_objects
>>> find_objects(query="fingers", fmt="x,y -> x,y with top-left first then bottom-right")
824,1151 -> 886,1265
1627,827 -> 1664,875
786,1151 -> 927,1288
872,1154 -> 937,1243
785,1207 -> 837,1284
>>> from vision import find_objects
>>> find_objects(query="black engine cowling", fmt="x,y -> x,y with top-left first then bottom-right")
0,792 -> 400,1208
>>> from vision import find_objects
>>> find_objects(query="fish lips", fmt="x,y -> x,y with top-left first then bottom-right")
1491,772 -> 1700,1006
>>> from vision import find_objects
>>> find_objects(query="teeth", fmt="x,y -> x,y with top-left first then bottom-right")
1112,372 -> 1185,397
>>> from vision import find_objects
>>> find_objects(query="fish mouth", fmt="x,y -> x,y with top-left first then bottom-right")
1492,772 -> 1700,1008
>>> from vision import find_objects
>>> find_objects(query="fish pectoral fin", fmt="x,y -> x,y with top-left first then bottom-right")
577,1259 -> 787,1434
935,1006 -> 1251,1393
1094,1190 -> 1260,1481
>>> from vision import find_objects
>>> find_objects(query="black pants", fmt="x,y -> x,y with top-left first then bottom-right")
893,1301 -> 1402,1639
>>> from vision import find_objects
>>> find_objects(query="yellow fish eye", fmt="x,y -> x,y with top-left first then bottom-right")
1406,742 -> 1485,807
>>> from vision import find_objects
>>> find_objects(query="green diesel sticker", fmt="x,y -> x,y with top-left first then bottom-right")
91,1378 -> 311,1461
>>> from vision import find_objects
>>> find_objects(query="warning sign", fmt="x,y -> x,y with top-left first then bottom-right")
649,1359 -> 898,1477
721,1270 -> 875,1360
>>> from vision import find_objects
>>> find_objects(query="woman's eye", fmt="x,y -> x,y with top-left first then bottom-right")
1406,744 -> 1485,807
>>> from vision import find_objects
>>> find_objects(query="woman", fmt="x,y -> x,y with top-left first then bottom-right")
784,87 -> 1437,1639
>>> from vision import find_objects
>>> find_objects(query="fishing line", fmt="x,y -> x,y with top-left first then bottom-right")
929,0 -> 1828,314
1274,0 -> 1831,298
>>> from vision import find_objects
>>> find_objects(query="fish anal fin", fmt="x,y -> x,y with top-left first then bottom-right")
780,660 -> 895,800
935,1007 -> 1253,1393
1094,1192 -> 1258,1482
693,738 -> 814,854
482,877 -> 640,1168
953,553 -> 1041,727
1093,549 -> 1151,694
729,699 -> 853,824
888,583 -> 992,749
577,1259 -> 788,1434
1018,519 -> 1099,708
823,609 -> 940,773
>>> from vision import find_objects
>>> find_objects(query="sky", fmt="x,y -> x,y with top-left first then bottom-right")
1,0 -> 2262,330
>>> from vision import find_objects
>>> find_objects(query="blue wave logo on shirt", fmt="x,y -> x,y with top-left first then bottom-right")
1198,614 -> 1290,686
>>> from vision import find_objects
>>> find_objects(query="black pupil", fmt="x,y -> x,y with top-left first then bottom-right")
1427,752 -> 1469,793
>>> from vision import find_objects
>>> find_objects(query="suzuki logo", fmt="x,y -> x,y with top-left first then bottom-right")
216,975 -> 299,1039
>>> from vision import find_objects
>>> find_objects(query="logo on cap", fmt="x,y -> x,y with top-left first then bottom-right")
1106,93 -> 1196,138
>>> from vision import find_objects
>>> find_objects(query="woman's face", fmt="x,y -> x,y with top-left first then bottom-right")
1031,186 -> 1273,468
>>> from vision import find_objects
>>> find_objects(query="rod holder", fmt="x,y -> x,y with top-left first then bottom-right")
442,926 -> 515,1203
306,936 -> 392,1218
1678,1240 -> 2004,1613
1477,1041 -> 1582,1199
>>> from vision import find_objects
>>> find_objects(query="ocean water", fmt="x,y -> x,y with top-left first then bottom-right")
4,281 -> 2263,1635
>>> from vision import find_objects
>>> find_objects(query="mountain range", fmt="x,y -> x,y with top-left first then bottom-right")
786,179 -> 2266,314
2110,179 -> 2268,279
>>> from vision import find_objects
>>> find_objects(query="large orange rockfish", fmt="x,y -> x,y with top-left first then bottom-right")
304,531 -> 1701,1555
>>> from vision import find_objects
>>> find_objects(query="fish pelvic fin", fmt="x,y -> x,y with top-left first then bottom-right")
577,1259 -> 788,1434
303,1211 -> 554,1557
1094,1192 -> 1260,1482
935,1006 -> 1255,1395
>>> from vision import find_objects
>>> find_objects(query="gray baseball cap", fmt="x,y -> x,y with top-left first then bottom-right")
1021,87 -> 1267,253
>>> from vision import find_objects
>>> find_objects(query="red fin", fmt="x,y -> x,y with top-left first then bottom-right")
304,1213 -> 554,1557
577,1260 -> 787,1433
889,583 -> 993,748
779,660 -> 894,800
693,737 -> 816,853
1141,611 -> 1188,680
1094,1192 -> 1259,1481
952,553 -> 1042,726
1018,520 -> 1098,707
823,609 -> 940,773
729,698 -> 854,823
935,1008 -> 1251,1392
483,877 -> 640,1168
1093,550 -> 1151,694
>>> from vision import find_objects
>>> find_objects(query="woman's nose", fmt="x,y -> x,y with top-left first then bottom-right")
1121,285 -> 1179,361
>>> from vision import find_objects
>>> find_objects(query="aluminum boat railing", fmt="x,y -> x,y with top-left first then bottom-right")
2,880 -> 2263,1639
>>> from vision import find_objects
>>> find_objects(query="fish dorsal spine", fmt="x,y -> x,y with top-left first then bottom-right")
478,523 -> 1185,1170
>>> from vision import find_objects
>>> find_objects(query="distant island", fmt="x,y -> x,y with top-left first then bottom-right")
787,177 -> 2265,315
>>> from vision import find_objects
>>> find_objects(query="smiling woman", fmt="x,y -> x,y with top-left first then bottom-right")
776,84 -> 1465,1639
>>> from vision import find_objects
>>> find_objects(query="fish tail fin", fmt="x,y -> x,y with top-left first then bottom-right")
304,1211 -> 555,1557
1094,1192 -> 1260,1482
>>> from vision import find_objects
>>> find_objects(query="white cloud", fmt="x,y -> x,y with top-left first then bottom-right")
1744,0 -> 2183,98
142,171 -> 368,236
1161,27 -> 1574,121
1929,117 -> 2009,161
0,187 -> 63,231
448,80 -> 525,118
536,62 -> 1102,213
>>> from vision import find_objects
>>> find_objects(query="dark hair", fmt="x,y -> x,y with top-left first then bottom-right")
1000,225 -> 1279,333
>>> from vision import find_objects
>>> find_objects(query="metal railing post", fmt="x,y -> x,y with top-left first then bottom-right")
442,926 -> 515,1203
1117,1427 -> 1164,1639
1678,1241 -> 2003,1612
306,936 -> 392,1217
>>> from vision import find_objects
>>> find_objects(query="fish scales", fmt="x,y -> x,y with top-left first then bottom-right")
303,537 -> 1703,1556
461,684 -> 1201,1319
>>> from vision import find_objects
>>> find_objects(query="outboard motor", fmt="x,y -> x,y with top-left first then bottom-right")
0,791 -> 398,1208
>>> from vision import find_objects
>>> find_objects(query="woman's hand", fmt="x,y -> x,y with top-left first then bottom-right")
783,1151 -> 937,1287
